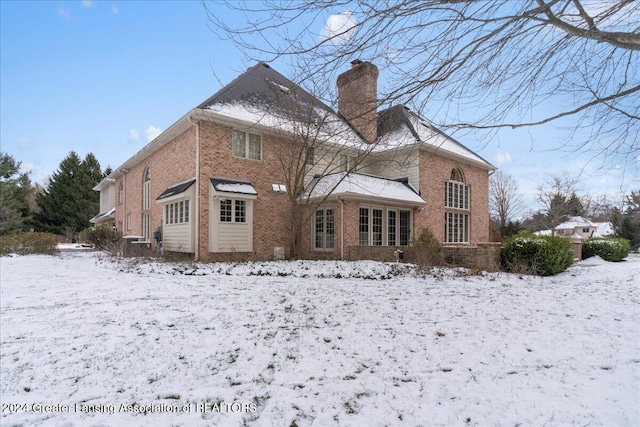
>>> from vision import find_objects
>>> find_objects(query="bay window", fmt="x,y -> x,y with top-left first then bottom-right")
359,207 -> 411,246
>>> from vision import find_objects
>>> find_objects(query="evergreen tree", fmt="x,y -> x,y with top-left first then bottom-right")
35,152 -> 103,234
614,191 -> 640,251
0,152 -> 33,234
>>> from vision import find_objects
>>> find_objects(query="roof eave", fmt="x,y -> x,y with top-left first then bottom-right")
92,178 -> 115,191
418,143 -> 496,171
107,109 -> 199,180
306,192 -> 425,207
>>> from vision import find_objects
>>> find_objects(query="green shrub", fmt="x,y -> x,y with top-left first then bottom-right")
582,237 -> 629,262
501,231 -> 574,276
0,232 -> 59,256
413,228 -> 443,268
80,226 -> 122,256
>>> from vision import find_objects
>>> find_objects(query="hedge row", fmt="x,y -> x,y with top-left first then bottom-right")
0,232 -> 59,256
501,232 -> 574,276
582,237 -> 629,262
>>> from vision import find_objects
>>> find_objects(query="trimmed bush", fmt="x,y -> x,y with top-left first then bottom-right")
582,237 -> 629,262
0,232 -> 59,256
80,226 -> 122,256
413,227 -> 443,268
501,231 -> 574,276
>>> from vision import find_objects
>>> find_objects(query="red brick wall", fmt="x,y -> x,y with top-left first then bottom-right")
197,121 -> 293,261
115,118 -> 491,261
116,127 -> 196,246
415,151 -> 490,244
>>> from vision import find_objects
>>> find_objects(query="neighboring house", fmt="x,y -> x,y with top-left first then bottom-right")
89,178 -> 116,228
93,60 -> 495,261
536,216 -> 615,241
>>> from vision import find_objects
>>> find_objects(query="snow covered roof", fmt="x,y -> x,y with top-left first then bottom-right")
156,178 -> 196,200
210,177 -> 258,196
555,216 -> 596,230
592,222 -> 615,237
199,63 -> 364,148
376,106 -> 494,169
305,172 -> 425,206
105,63 -> 494,182
89,207 -> 115,224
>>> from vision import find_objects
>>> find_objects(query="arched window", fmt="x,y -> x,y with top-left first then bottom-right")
143,167 -> 151,210
450,167 -> 465,183
142,167 -> 151,241
445,168 -> 470,243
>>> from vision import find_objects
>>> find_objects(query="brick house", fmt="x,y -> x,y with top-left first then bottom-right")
93,61 -> 496,261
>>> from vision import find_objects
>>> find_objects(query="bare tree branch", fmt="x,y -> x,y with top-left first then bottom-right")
205,0 -> 639,168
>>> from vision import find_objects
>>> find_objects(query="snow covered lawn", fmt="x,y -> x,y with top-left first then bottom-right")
1,252 -> 638,426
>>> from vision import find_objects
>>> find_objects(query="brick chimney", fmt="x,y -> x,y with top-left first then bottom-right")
337,60 -> 379,143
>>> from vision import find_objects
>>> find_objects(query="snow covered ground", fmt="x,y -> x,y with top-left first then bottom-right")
1,252 -> 638,426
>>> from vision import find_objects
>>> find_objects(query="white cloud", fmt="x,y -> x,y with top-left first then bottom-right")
146,126 -> 161,142
19,137 -> 31,150
80,1 -> 93,8
320,11 -> 357,44
636,155 -> 640,168
129,129 -> 140,142
57,7 -> 70,21
111,5 -> 118,14
495,152 -> 512,165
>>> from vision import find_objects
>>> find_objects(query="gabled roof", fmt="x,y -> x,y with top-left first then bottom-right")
157,178 -> 196,200
592,222 -> 614,237
199,63 -> 332,120
199,63 -> 364,147
100,62 -> 494,184
210,177 -> 258,195
305,172 -> 425,206
555,216 -> 595,230
89,207 -> 115,224
376,106 -> 494,169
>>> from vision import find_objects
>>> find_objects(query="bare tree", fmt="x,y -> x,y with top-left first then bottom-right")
206,0 -> 639,167
489,171 -> 525,231
536,173 -> 582,232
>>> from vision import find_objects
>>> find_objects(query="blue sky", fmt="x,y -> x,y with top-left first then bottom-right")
1,1 -> 637,215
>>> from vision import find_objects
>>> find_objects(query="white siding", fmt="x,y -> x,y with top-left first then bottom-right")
208,183 -> 255,253
217,223 -> 252,252
362,148 -> 420,189
100,183 -> 116,213
303,146 -> 358,185
163,222 -> 194,252
157,185 -> 195,253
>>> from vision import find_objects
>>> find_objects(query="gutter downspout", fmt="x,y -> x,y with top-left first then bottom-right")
190,117 -> 200,261
337,197 -> 345,260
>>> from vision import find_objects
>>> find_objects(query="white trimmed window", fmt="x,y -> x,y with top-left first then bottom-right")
165,200 -> 190,225
232,130 -> 262,160
305,148 -> 315,165
220,199 -> 246,223
359,207 -> 411,246
314,208 -> 334,250
445,212 -> 469,243
445,168 -> 470,243
143,167 -> 151,210
127,213 -> 132,230
340,154 -> 357,172
119,181 -> 124,204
